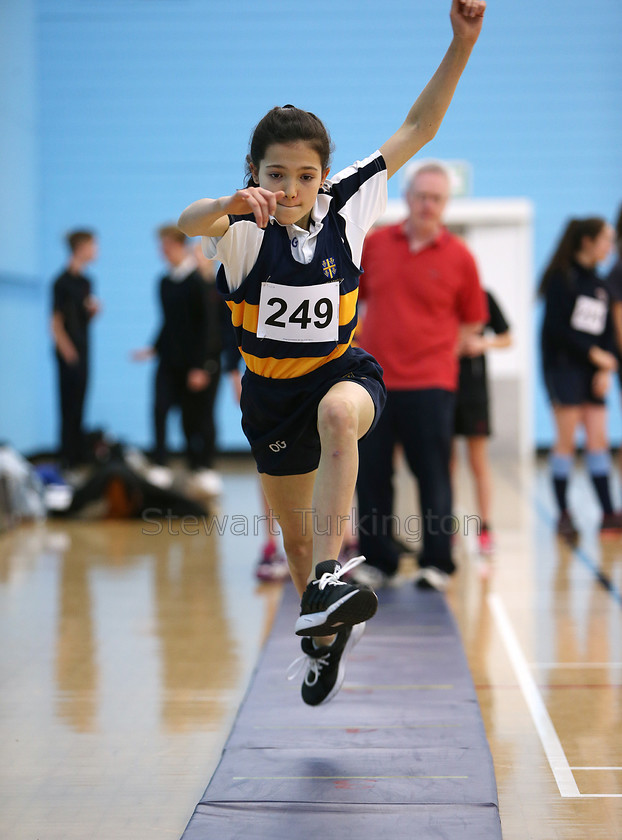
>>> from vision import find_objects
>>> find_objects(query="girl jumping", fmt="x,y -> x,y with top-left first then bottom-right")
178,0 -> 486,706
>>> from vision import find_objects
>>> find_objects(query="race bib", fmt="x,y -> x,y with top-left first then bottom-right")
256,281 -> 340,343
570,295 -> 607,335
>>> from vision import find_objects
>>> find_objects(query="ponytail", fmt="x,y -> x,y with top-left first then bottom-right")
538,217 -> 606,297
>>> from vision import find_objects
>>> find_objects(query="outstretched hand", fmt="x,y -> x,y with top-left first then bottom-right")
451,0 -> 486,45
223,187 -> 285,229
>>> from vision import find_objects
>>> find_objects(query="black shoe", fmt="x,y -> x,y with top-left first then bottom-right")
556,510 -> 579,543
414,566 -> 450,591
289,623 -> 366,706
600,511 -> 622,538
294,557 -> 378,637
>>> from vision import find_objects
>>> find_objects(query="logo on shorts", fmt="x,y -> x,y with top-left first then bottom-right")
322,257 -> 337,279
269,440 -> 287,453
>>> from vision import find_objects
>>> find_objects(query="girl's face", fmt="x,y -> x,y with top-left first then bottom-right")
251,141 -> 330,230
581,224 -> 614,266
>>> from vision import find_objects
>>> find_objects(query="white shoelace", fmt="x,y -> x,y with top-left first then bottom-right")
286,649 -> 331,686
315,554 -> 366,590
286,555 -> 367,684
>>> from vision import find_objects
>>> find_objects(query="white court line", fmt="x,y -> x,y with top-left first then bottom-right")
487,593 -> 580,798
531,662 -> 622,669
571,767 -> 622,771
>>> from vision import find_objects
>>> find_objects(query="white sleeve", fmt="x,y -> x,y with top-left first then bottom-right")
328,152 -> 388,267
201,220 -> 265,292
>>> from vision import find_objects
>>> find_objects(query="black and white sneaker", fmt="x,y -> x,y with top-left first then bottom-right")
294,556 -> 378,637
288,622 -> 366,706
414,566 -> 450,591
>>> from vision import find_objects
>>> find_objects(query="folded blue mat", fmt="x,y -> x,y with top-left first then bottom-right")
181,584 -> 502,839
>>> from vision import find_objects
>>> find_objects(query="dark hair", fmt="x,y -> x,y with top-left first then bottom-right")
615,203 -> 622,251
538,217 -> 607,297
66,229 -> 95,253
244,105 -> 333,186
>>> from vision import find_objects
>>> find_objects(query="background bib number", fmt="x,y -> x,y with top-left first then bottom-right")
257,281 -> 340,343
570,294 -> 607,336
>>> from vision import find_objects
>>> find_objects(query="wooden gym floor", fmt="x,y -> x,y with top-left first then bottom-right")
0,454 -> 620,839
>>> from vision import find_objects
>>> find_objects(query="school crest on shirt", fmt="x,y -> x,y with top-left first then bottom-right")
322,257 -> 337,279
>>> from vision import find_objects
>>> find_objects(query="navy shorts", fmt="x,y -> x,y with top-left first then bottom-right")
454,400 -> 490,437
240,347 -> 387,476
544,364 -> 604,407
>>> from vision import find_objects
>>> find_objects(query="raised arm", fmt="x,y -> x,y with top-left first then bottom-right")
380,0 -> 486,179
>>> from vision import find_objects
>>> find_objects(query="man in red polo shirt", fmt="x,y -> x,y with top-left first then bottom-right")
355,162 -> 488,590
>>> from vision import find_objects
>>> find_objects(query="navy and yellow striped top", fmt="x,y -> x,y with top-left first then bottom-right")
203,151 -> 387,379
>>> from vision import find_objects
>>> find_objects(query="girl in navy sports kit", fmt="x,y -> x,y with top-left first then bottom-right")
539,217 -> 622,543
179,0 -> 486,706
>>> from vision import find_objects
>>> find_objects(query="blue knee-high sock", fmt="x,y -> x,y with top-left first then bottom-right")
586,450 -> 614,515
550,453 -> 572,513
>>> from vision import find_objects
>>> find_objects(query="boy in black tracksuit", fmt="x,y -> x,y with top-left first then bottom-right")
135,226 -> 221,481
50,229 -> 101,468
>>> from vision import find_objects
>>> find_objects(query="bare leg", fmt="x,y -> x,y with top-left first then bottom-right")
312,381 -> 375,571
259,380 -> 374,588
260,471 -> 316,598
552,405 -> 581,455
466,436 -> 492,525
550,405 -> 581,519
261,469 -> 338,647
582,404 -> 615,517
260,381 -> 375,646
260,487 -> 280,551
582,404 -> 608,452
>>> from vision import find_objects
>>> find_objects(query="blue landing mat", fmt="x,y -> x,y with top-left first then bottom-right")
180,585 -> 502,839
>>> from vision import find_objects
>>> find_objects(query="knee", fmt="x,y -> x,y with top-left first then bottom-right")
317,396 -> 358,442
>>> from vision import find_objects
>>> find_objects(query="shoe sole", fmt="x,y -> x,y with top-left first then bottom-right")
294,588 -> 378,637
313,622 -> 367,707
414,569 -> 449,592
599,529 -> 622,540
557,532 -> 579,545
255,565 -> 290,582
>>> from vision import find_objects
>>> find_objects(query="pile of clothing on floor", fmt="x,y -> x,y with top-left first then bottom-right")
0,437 -> 209,526
0,445 -> 47,531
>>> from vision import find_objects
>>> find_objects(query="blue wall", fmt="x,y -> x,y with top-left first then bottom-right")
1,0 -> 621,454
0,0 -> 44,452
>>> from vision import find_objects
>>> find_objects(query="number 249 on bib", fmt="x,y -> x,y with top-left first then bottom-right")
256,281 -> 340,343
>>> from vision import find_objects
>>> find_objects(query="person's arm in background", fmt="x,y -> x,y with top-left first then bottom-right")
611,302 -> 622,358
51,312 -> 79,364
606,257 -> 622,357
461,289 -> 512,356
51,281 -> 79,364
186,273 -> 216,392
194,241 -> 243,401
591,291 -> 619,399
